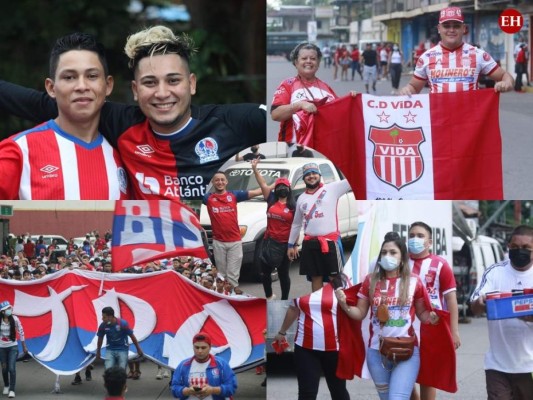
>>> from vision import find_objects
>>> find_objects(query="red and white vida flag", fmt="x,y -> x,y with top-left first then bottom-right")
299,90 -> 503,199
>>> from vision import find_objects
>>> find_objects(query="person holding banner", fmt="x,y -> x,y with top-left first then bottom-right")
470,225 -> 533,400
408,221 -> 459,400
287,162 -> 351,292
271,42 -> 338,144
0,301 -> 27,399
399,6 -> 513,95
171,332 -> 237,400
335,232 -> 439,400
96,307 -> 144,371
251,158 -> 295,300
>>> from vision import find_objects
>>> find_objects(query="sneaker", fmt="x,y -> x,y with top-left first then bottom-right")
3,387 -> 8,395
8,391 -> 15,398
255,366 -> 264,375
71,375 -> 82,385
162,370 -> 170,378
266,294 -> 277,301
156,369 -> 163,380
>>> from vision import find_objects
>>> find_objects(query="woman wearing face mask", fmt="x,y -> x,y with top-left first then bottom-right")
0,301 -> 27,398
336,232 -> 439,400
252,158 -> 296,300
388,43 -> 403,95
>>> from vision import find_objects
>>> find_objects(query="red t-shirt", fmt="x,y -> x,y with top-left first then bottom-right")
264,199 -> 294,243
203,191 -> 249,242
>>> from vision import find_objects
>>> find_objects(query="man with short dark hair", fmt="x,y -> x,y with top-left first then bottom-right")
96,307 -> 143,370
408,221 -> 459,400
471,225 -> 533,399
203,171 -> 262,295
0,33 -> 127,200
103,366 -> 127,400
235,145 -> 266,162
291,144 -> 314,158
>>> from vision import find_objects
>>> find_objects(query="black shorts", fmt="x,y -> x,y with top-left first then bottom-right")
299,239 -> 342,277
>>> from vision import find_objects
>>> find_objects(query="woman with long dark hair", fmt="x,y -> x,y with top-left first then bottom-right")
0,301 -> 27,398
336,232 -> 438,399
252,158 -> 296,300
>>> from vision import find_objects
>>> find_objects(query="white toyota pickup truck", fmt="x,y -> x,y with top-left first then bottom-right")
199,157 -> 358,280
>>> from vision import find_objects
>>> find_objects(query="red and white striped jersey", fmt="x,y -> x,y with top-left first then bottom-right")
293,284 -> 339,351
0,120 -> 128,200
358,274 -> 426,350
409,254 -> 456,311
413,42 -> 498,93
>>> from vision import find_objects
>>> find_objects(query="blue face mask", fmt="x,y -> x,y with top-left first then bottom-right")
4,309 -> 12,317
408,237 -> 426,255
379,255 -> 399,271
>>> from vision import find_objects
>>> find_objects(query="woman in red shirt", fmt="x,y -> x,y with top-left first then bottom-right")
252,158 -> 295,300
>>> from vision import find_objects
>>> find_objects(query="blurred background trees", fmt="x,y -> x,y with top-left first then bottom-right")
0,0 -> 266,134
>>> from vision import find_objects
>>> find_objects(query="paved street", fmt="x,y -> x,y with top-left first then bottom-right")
14,360 -> 265,399
267,315 -> 491,400
266,57 -> 533,199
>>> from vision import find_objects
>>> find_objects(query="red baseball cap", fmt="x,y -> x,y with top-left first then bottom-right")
193,332 -> 211,346
274,178 -> 291,188
439,7 -> 464,23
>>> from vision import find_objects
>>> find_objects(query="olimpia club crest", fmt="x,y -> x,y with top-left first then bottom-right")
369,124 -> 425,190
195,137 -> 220,164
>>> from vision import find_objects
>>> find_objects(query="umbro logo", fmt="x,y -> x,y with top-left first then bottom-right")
40,165 -> 59,174
137,145 -> 154,154
135,144 -> 155,158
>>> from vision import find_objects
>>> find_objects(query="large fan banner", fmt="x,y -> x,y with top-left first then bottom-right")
298,90 -> 503,199
0,270 -> 265,375
112,200 -> 208,272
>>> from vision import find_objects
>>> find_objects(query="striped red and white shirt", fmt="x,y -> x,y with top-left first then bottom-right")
409,254 -> 456,310
0,120 -> 128,200
358,274 -> 426,350
414,42 -> 498,93
293,284 -> 338,351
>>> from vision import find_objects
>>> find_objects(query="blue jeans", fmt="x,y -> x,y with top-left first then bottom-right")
366,347 -> 420,400
0,346 -> 18,391
104,349 -> 128,370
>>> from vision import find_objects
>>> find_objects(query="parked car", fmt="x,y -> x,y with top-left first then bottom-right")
453,234 -> 504,316
30,235 -> 68,251
199,157 -> 358,281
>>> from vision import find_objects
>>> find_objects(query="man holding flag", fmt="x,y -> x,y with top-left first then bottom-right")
399,6 -> 513,95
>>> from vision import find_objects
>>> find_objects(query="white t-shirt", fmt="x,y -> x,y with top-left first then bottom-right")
288,179 -> 351,244
470,259 -> 533,373
188,359 -> 213,400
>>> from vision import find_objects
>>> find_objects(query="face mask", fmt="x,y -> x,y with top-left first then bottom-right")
251,147 -> 259,153
275,187 -> 289,198
379,255 -> 399,271
393,45 -> 399,51
408,237 -> 426,255
4,310 -> 12,317
509,248 -> 531,269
